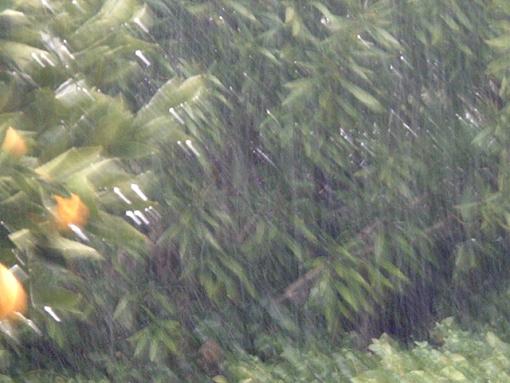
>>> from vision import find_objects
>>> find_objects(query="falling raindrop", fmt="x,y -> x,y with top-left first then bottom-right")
134,210 -> 150,225
126,210 -> 142,225
113,187 -> 132,204
43,306 -> 61,323
254,147 -> 276,167
31,52 -> 46,68
131,184 -> 148,201
71,0 -> 84,13
185,139 -> 200,157
133,17 -> 149,33
169,108 -> 185,124
135,49 -> 151,67
69,224 -> 89,241
41,0 -> 55,13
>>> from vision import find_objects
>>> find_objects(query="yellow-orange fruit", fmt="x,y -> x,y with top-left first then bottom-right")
1,127 -> 27,157
53,193 -> 89,231
0,263 -> 27,320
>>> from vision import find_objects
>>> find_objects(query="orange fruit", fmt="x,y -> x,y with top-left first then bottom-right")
53,193 -> 89,231
2,127 -> 27,157
0,263 -> 27,320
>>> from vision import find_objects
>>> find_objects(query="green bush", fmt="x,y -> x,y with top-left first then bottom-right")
224,316 -> 510,382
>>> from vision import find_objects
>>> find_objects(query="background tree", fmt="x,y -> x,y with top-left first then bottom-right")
2,0 -> 510,382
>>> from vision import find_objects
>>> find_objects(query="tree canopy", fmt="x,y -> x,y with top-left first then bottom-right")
1,0 -> 510,381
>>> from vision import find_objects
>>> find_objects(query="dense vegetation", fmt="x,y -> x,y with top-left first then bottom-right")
1,0 -> 510,381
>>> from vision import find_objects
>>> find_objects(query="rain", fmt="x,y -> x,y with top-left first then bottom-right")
0,0 -> 509,382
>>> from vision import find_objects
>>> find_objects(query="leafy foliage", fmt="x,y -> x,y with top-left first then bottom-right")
2,0 -> 510,381
145,0 -> 505,342
224,316 -> 510,383
0,0 -> 202,379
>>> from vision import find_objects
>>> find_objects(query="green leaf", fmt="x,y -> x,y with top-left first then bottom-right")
48,236 -> 102,260
135,75 -> 205,125
89,211 -> 148,253
342,81 -> 384,112
31,286 -> 81,313
35,146 -> 102,181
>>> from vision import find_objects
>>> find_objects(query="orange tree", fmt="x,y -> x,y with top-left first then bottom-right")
0,0 -> 209,380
